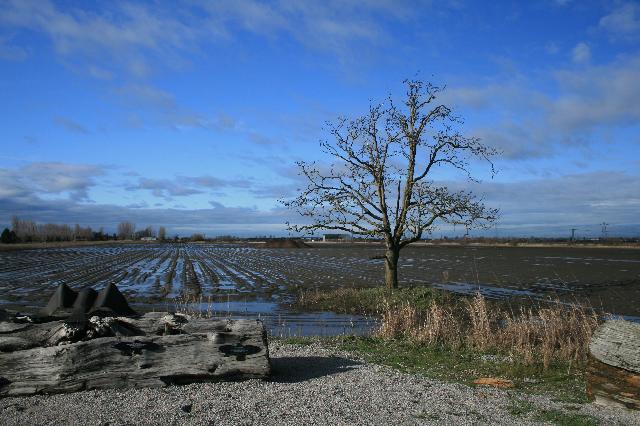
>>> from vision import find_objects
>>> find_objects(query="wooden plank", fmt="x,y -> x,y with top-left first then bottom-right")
0,313 -> 270,396
587,356 -> 640,410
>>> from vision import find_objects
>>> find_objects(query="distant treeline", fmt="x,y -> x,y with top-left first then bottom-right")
2,218 -> 638,245
1,217 -> 168,244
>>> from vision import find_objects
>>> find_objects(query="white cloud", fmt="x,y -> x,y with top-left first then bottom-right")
571,42 -> 590,64
550,55 -> 640,131
473,122 -> 552,160
441,54 -> 640,159
545,41 -> 559,54
198,0 -> 406,54
182,176 -> 252,189
0,0 -> 433,80
126,175 -> 254,201
87,65 -> 113,80
2,166 -> 638,236
0,196 -> 297,236
0,34 -> 27,61
126,178 -> 204,200
447,171 -> 640,234
599,2 -> 640,37
114,84 -> 208,130
0,0 -> 198,77
53,115 -> 89,134
0,162 -> 105,201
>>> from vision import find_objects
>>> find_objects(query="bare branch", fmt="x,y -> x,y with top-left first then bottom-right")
280,78 -> 499,288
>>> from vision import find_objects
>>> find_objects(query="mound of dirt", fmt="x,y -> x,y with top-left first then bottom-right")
261,239 -> 310,248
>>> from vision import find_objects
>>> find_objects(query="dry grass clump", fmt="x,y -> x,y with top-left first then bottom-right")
375,292 -> 600,370
174,294 -> 216,318
377,301 -> 464,349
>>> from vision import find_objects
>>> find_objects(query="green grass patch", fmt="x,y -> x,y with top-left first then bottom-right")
413,412 -> 441,421
507,398 -> 536,416
334,336 -> 589,403
535,409 -> 599,426
293,286 -> 451,316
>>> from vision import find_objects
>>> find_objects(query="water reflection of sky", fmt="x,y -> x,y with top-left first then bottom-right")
605,314 -> 640,324
432,282 -> 538,298
133,299 -> 378,337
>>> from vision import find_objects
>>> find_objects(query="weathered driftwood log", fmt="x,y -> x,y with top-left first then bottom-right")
587,319 -> 640,410
0,313 -> 270,396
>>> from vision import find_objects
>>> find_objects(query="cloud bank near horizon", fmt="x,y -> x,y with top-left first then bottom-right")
1,162 -> 638,238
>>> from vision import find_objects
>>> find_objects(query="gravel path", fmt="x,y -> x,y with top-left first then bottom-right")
1,341 -> 638,425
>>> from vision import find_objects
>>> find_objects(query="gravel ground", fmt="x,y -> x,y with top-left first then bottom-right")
1,341 -> 638,425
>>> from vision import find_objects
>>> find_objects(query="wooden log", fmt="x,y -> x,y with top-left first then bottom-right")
0,313 -> 270,396
0,312 -> 255,351
587,319 -> 640,410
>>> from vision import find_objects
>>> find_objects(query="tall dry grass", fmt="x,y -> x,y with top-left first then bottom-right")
174,294 -> 218,318
375,292 -> 600,370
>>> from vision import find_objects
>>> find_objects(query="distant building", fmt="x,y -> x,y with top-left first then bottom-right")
140,236 -> 157,241
322,233 -> 352,242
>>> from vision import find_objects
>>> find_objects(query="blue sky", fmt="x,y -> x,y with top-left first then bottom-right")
1,0 -> 639,237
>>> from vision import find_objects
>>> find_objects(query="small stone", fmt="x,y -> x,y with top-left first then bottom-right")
180,403 -> 193,413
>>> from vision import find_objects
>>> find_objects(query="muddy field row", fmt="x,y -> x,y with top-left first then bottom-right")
1,243 -> 639,316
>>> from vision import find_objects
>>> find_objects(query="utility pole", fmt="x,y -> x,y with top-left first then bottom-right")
601,222 -> 609,240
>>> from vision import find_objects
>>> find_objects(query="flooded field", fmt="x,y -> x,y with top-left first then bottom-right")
1,243 -> 639,330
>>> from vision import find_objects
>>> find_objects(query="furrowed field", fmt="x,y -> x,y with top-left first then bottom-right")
1,243 -> 639,319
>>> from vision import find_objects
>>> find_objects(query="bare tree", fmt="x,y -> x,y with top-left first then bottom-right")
135,226 -> 155,239
190,233 -> 205,242
283,79 -> 499,289
158,226 -> 166,241
11,216 -> 91,242
12,216 -> 37,242
117,221 -> 136,240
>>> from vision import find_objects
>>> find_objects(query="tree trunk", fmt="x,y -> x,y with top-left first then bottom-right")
384,247 -> 400,289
